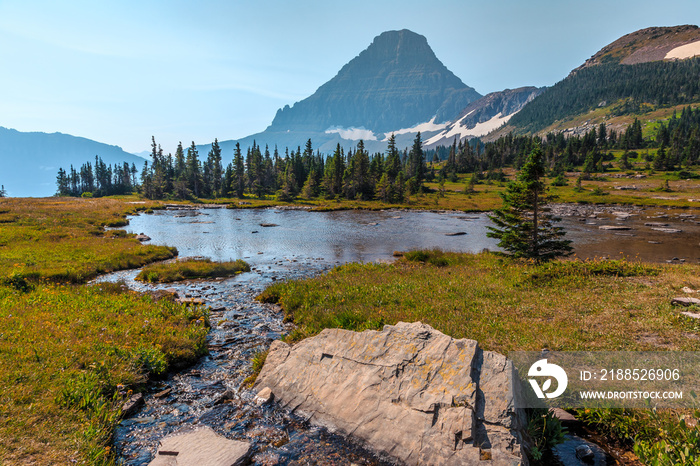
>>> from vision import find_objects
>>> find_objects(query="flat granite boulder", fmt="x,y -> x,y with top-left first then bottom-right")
148,427 -> 251,466
254,321 -> 528,465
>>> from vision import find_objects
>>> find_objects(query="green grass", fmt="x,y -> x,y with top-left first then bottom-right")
0,282 -> 208,465
135,258 -> 250,283
0,197 -> 210,465
242,349 -> 269,387
258,251 -> 698,352
0,197 -> 176,284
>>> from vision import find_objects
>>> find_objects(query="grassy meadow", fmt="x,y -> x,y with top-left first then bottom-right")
258,251 -> 700,353
258,250 -> 700,464
0,197 -> 210,465
1,171 -> 699,465
0,197 -> 176,283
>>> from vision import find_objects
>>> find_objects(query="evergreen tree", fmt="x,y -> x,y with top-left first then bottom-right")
279,162 -> 297,201
209,138 -> 223,197
186,141 -> 202,197
376,173 -> 391,202
393,172 -> 406,203
301,168 -> 319,199
385,133 -> 401,180
174,142 -> 186,180
141,161 -> 154,199
353,140 -> 372,199
464,173 -> 477,194
232,142 -> 246,198
653,144 -> 667,170
597,122 -> 607,147
56,168 -> 69,196
487,144 -> 572,262
406,132 -> 425,192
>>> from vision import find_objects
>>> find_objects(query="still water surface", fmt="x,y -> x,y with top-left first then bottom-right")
123,206 -> 700,264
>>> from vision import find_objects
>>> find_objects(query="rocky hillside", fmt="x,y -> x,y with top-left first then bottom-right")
504,25 -> 700,135
575,25 -> 700,69
425,87 -> 543,148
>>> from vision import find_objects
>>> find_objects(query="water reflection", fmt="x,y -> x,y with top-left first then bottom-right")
123,206 -> 700,264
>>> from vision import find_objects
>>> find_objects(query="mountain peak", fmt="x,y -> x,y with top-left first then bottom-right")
266,29 -> 480,135
366,29 -> 432,62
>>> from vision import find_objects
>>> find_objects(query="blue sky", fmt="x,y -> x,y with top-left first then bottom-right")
1,0 -> 698,154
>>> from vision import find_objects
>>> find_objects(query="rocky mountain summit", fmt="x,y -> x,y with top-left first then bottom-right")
255,322 -> 528,465
217,29 -> 484,154
267,29 -> 480,135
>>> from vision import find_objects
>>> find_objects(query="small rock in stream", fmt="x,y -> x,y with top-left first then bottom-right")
213,389 -> 236,406
121,393 -> 145,418
254,387 -> 274,405
154,388 -> 172,399
576,444 -> 596,462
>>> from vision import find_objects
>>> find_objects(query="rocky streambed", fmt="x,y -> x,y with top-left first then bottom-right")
101,264 -> 395,465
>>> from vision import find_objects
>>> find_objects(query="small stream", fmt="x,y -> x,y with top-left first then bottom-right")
99,205 -> 699,465
103,264 -> 396,465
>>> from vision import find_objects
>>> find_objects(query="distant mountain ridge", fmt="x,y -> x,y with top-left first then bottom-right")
0,127 -> 145,197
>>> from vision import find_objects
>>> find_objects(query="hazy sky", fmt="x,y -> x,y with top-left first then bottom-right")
1,0 -> 698,154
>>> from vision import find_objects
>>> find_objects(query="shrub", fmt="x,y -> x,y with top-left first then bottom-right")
403,249 -> 451,267
526,408 -> 566,462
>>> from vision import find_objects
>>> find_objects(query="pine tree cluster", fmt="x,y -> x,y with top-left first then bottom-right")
56,134 -> 429,201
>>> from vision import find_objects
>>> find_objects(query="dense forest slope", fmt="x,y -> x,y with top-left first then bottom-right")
506,25 -> 700,135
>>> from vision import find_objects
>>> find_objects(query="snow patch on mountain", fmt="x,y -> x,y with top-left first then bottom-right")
665,40 -> 700,60
325,126 -> 378,141
384,117 -> 449,138
426,112 -> 512,145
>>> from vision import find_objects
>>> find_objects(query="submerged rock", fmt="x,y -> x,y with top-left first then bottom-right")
254,321 -> 528,465
553,435 -> 607,465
